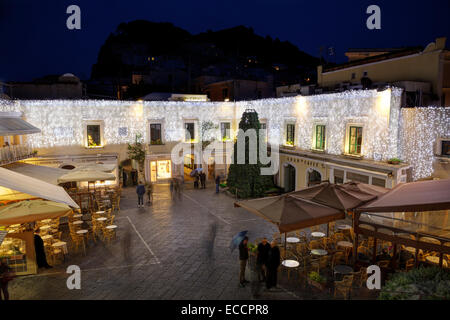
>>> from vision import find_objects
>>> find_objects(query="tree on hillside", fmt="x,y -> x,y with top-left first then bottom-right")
227,109 -> 273,198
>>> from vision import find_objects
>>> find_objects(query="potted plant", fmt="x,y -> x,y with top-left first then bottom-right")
388,157 -> 402,165
307,271 -> 327,290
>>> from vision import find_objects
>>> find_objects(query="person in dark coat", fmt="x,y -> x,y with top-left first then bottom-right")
238,237 -> 249,287
122,170 -> 128,187
0,259 -> 14,300
34,229 -> 52,269
193,172 -> 199,189
200,172 -> 206,189
215,175 -> 221,194
266,240 -> 281,290
256,238 -> 271,282
136,181 -> 146,208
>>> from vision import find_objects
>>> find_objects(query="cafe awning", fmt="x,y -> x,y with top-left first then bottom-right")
0,200 -> 72,226
235,195 -> 344,233
0,115 -> 40,136
355,179 -> 450,213
4,162 -> 68,185
0,167 -> 79,208
290,181 -> 378,211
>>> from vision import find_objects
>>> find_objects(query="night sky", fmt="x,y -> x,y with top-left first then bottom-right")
0,0 -> 449,81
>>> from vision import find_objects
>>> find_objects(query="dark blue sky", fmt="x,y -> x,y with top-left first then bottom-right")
0,0 -> 449,81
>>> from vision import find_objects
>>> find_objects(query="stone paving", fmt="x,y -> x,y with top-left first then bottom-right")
8,182 -> 374,300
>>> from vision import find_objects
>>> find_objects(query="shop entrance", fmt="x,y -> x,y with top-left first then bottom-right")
150,160 -> 172,182
284,164 -> 296,192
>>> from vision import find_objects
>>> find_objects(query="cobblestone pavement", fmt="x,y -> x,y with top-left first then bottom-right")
8,183 -> 373,300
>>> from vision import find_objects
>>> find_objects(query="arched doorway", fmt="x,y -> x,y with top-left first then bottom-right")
307,169 -> 322,187
284,164 -> 296,192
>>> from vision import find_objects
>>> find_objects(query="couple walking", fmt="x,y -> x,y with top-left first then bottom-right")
193,171 -> 206,189
238,237 -> 281,290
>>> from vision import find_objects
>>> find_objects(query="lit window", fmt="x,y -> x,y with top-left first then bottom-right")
185,123 -> 195,142
286,124 -> 295,146
220,122 -> 231,141
150,123 -> 162,145
348,126 -> 363,155
86,124 -> 102,148
315,125 -> 326,150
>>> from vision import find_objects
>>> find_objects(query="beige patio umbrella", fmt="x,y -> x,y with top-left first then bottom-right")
57,169 -> 116,184
0,200 -> 72,226
73,163 -> 116,173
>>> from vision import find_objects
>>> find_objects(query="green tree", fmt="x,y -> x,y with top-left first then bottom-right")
227,109 -> 273,198
127,133 -> 146,181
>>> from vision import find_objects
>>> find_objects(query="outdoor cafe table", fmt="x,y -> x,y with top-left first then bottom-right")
337,241 -> 353,249
52,241 -> 68,255
95,211 -> 106,216
42,235 -> 53,241
311,232 -> 326,238
40,225 -> 52,231
336,225 -> 352,231
96,217 -> 107,222
106,225 -> 117,230
311,249 -> 328,256
334,265 -> 353,281
404,246 -> 420,254
73,214 -> 83,219
72,220 -> 83,225
334,265 -> 353,275
287,237 -> 300,244
41,219 -> 52,224
76,230 -> 88,235
9,224 -> 21,229
282,260 -> 300,268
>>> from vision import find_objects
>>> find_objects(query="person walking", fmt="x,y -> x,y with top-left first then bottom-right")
266,240 -> 281,290
200,172 -> 206,189
136,181 -> 146,208
215,174 -> 221,194
146,182 -> 153,205
0,259 -> 14,300
256,237 -> 271,282
194,173 -> 199,189
238,236 -> 250,287
169,179 -> 174,199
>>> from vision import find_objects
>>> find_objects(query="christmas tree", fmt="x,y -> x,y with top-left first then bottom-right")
227,109 -> 273,198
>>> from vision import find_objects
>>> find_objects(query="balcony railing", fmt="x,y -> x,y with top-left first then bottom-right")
0,144 -> 35,165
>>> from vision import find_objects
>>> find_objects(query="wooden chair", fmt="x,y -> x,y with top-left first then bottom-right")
70,233 -> 86,255
334,275 -> 353,299
331,251 -> 345,269
311,256 -> 329,274
309,240 -> 322,250
405,259 -> 415,271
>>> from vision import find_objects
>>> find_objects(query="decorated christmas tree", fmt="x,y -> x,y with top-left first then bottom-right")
227,109 -> 274,198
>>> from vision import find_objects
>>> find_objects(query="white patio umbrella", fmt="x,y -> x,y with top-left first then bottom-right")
73,163 -> 116,173
57,169 -> 116,183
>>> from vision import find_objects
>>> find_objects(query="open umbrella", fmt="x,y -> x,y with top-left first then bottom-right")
0,199 -> 72,226
57,169 -> 116,183
73,163 -> 116,173
290,181 -> 377,211
230,230 -> 248,252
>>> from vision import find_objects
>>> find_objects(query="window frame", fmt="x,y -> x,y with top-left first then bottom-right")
220,121 -> 231,141
313,124 -> 326,151
84,120 -> 104,148
183,119 -> 198,143
285,122 -> 296,146
347,125 -> 363,155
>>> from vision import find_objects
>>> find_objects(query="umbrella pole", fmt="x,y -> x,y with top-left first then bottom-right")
285,233 -> 287,253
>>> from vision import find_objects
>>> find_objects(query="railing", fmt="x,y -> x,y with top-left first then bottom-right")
0,144 -> 35,165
